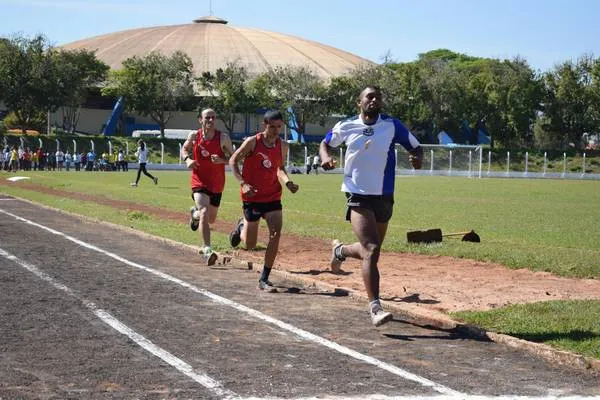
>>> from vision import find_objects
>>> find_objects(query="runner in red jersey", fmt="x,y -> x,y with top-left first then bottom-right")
228,110 -> 299,292
181,108 -> 234,265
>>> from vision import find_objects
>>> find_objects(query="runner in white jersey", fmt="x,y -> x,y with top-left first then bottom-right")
131,140 -> 158,187
319,85 -> 423,327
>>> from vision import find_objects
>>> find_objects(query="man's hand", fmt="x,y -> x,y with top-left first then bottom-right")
409,153 -> 421,169
321,156 -> 337,170
210,154 -> 225,164
241,182 -> 257,197
409,148 -> 423,170
286,181 -> 299,193
185,158 -> 196,169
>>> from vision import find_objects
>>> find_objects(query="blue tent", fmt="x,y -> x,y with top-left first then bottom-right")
437,131 -> 454,145
477,122 -> 491,145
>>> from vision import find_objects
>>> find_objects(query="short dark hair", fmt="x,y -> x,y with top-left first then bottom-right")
263,110 -> 284,123
358,85 -> 382,100
198,108 -> 215,118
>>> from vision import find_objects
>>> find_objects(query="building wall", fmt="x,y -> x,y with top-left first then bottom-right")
51,107 -> 339,139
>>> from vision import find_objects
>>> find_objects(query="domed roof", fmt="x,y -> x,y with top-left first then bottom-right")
62,17 -> 374,80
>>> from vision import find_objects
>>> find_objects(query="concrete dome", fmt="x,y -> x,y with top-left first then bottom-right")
62,17 -> 374,80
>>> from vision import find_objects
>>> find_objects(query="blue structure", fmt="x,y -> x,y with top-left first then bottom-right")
437,131 -> 454,145
286,106 -> 301,143
477,121 -> 491,145
102,97 -> 124,136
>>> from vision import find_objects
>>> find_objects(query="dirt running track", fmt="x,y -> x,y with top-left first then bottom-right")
5,181 -> 600,315
0,195 -> 599,398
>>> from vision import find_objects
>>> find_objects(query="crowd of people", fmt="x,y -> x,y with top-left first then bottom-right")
1,145 -> 130,173
183,86 -> 423,327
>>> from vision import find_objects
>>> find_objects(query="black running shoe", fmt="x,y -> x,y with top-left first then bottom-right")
189,206 -> 199,231
228,217 -> 244,247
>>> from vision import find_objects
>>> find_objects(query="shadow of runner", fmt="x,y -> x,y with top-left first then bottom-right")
383,321 -> 492,342
381,293 -> 440,305
288,269 -> 353,276
273,285 -> 350,297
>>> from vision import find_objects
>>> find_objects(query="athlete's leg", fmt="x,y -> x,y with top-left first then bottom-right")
343,208 -> 384,301
141,164 -> 155,180
241,218 -> 260,250
208,204 -> 219,224
135,166 -> 142,184
262,209 -> 283,269
193,192 -> 212,247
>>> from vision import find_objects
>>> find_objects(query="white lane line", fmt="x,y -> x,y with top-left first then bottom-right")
0,247 -> 237,400
0,208 -> 460,396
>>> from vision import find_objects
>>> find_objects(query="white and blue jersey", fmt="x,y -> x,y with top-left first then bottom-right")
325,114 -> 420,195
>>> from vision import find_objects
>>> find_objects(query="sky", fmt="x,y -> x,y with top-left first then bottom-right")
1,0 -> 599,72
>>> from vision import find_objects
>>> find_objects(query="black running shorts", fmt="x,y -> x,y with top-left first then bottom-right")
345,192 -> 394,223
242,200 -> 282,222
192,187 -> 223,207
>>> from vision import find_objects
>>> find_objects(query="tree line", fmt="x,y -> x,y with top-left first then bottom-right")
2,34 -> 600,150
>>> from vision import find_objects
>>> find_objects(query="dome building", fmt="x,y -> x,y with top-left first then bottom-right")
57,17 -> 374,138
63,16 -> 372,81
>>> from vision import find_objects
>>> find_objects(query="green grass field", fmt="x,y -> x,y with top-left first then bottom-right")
1,169 -> 599,359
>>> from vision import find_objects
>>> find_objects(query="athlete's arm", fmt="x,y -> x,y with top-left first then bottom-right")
319,139 -> 336,170
181,132 -> 196,168
229,137 -> 257,196
211,132 -> 234,164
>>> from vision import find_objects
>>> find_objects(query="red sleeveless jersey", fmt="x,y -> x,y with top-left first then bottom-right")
241,133 -> 282,203
191,129 -> 226,193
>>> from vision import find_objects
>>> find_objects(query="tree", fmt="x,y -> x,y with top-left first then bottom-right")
253,65 -> 328,141
54,49 -> 109,133
541,57 -> 595,149
197,61 -> 255,134
102,51 -> 195,138
0,34 -> 59,133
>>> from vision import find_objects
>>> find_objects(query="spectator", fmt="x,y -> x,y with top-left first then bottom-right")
73,151 -> 81,171
312,154 -> 320,175
32,148 -> 39,171
86,150 -> 95,171
9,145 -> 18,172
56,148 -> 65,171
65,150 -> 72,171
37,148 -> 45,171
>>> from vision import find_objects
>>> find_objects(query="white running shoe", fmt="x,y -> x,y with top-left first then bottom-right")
370,302 -> 393,327
330,239 -> 344,273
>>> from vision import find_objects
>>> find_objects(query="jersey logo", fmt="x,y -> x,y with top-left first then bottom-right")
257,151 -> 273,169
362,127 -> 375,136
198,144 -> 210,158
